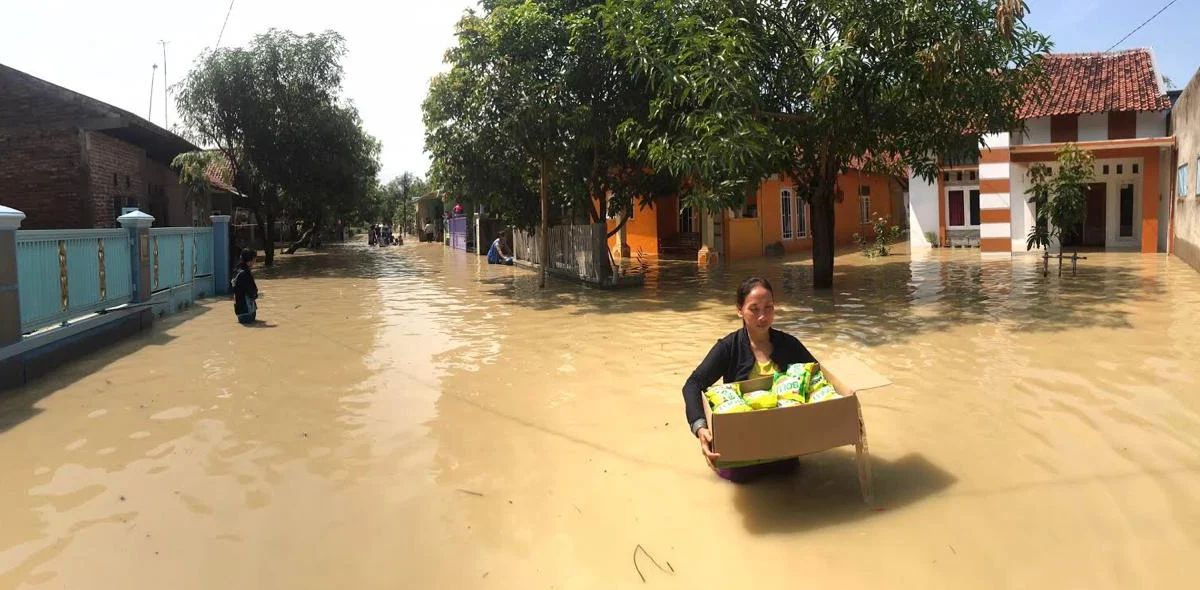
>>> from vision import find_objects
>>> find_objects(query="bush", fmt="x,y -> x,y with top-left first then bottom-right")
853,213 -> 905,258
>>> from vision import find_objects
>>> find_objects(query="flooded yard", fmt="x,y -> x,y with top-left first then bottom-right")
1,243 -> 1199,589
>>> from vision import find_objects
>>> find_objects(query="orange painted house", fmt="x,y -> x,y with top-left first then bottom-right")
606,167 -> 901,262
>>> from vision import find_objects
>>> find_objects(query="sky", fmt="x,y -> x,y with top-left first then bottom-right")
2,0 -> 1197,181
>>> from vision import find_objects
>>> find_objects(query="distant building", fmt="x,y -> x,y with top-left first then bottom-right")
0,63 -> 199,229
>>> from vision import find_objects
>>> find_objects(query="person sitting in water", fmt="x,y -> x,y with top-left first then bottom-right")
231,248 -> 260,325
681,277 -> 816,483
486,231 -> 514,265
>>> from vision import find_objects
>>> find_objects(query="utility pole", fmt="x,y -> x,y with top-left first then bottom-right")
159,40 -> 170,129
147,64 -> 158,121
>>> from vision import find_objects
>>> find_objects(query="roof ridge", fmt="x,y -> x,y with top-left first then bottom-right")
1045,48 -> 1151,59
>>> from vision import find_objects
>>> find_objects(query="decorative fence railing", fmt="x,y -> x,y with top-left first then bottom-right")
15,229 -> 133,334
3,209 -> 231,340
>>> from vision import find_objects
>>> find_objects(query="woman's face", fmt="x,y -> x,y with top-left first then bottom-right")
737,286 -> 775,331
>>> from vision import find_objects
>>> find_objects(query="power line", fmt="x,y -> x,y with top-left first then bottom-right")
215,0 -> 237,50
1106,0 -> 1179,52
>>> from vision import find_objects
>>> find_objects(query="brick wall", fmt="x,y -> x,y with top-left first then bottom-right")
0,130 -> 89,228
85,131 -> 146,228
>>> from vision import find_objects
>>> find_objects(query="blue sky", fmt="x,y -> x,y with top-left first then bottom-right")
1027,0 -> 1198,88
1,1 -> 1196,179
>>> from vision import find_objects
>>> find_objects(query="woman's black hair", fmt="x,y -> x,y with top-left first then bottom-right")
736,277 -> 774,308
240,248 -> 255,263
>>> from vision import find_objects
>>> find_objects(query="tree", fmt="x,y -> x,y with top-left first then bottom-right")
603,0 -> 1050,287
1025,143 -> 1095,254
424,1 -> 683,287
176,29 -> 378,264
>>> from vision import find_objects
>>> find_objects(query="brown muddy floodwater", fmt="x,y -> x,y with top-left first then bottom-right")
2,242 -> 1200,589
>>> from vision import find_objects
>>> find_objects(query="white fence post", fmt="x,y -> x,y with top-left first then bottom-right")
0,206 -> 26,346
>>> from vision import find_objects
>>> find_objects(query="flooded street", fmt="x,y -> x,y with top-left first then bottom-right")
2,242 -> 1200,589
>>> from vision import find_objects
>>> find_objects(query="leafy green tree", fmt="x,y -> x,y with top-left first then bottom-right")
176,29 -> 378,264
424,1 -> 683,287
603,0 -> 1050,287
1025,144 -> 1095,254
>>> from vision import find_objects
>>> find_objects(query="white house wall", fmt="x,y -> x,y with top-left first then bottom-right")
1024,117 -> 1051,144
1010,164 -> 1032,252
908,171 -> 938,250
1078,113 -> 1107,142
1137,111 -> 1168,138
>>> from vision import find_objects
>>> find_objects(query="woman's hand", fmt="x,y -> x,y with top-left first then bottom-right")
697,427 -> 720,470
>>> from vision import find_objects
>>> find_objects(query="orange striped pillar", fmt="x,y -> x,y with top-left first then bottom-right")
978,133 -> 1013,255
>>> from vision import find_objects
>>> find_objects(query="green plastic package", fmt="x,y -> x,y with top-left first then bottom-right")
741,387 -> 777,410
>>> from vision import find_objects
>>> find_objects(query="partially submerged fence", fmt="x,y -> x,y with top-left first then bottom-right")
2,207 -> 230,341
513,222 -> 612,284
15,229 -> 133,333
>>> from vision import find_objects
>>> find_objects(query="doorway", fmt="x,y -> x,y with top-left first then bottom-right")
1064,183 -> 1106,248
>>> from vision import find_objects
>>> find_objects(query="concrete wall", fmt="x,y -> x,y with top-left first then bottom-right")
908,172 -> 939,250
1172,68 -> 1200,271
1024,117 -> 1052,144
1078,113 -> 1108,142
1138,111 -> 1169,138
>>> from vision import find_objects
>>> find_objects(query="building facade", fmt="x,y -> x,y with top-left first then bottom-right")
609,168 -> 901,262
0,63 -> 198,229
908,49 -> 1174,255
1172,67 -> 1200,272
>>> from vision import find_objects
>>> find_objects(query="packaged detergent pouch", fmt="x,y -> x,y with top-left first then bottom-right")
712,397 -> 753,414
785,362 -> 818,393
771,374 -> 806,404
806,368 -> 830,394
704,383 -> 741,408
741,387 -> 777,410
806,383 -> 841,403
775,398 -> 802,408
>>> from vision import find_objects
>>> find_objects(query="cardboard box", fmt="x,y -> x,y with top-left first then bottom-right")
703,357 -> 891,501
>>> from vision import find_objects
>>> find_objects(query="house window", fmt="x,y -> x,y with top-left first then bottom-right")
1132,163 -> 1139,175
943,172 -> 949,182
956,172 -> 963,182
1116,165 -> 1123,175
1180,164 -> 1190,199
781,188 -> 794,239
1103,165 -> 1110,175
1120,184 -> 1134,237
858,186 -> 871,224
797,201 -> 809,238
947,189 -> 980,227
969,171 -> 977,181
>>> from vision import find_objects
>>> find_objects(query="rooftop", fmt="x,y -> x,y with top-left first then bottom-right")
1018,48 -> 1172,119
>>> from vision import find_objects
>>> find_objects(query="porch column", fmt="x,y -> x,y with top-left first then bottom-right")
211,215 -> 231,295
697,210 -> 721,265
1141,147 -> 1162,253
0,206 -> 26,346
978,132 -> 1013,255
118,210 -> 155,303
615,215 -> 630,258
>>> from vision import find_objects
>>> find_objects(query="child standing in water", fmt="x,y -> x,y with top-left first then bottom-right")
232,248 -> 259,324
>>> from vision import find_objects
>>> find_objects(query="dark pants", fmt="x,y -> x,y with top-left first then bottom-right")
717,459 -> 799,483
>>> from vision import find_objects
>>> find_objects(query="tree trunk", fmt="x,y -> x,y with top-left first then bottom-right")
539,159 -> 549,289
285,225 -> 314,254
262,210 -> 275,266
811,189 -> 836,289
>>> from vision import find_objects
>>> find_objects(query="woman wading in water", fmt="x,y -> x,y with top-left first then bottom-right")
682,277 -> 816,482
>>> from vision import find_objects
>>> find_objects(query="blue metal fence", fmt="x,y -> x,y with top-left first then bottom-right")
15,229 -> 132,333
150,228 -> 195,291
194,228 -> 214,278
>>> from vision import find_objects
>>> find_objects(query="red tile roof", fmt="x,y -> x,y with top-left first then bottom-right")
1019,49 -> 1171,119
203,155 -> 239,195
